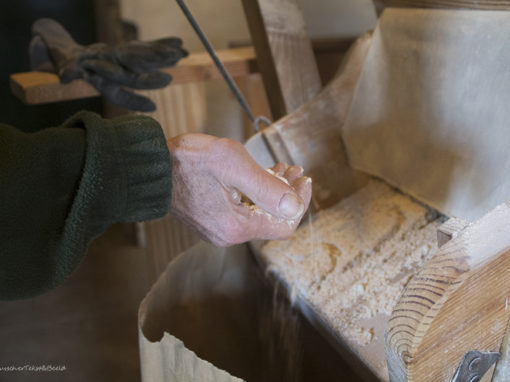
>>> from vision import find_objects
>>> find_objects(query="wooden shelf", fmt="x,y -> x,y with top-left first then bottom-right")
10,47 -> 258,105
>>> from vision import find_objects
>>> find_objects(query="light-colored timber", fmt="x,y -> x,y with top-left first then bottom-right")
386,201 -> 510,381
377,0 -> 510,10
241,0 -> 322,120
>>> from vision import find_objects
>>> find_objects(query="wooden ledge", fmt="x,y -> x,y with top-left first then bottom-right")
10,38 -> 356,106
10,47 -> 258,105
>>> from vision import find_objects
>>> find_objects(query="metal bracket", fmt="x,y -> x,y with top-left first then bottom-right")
451,350 -> 500,382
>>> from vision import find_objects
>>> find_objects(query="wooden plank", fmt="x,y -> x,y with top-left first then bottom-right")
377,0 -> 510,10
10,47 -> 258,105
10,72 -> 97,105
242,0 -> 322,120
386,201 -> 510,381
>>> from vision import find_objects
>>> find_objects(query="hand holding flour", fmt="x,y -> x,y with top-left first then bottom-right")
167,133 -> 312,247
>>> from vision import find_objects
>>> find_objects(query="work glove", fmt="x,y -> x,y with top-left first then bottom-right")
29,18 -> 188,112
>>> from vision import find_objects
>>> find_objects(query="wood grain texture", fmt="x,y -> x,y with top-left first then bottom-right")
386,201 -> 510,381
242,0 -> 322,120
377,0 -> 510,10
10,48 -> 257,105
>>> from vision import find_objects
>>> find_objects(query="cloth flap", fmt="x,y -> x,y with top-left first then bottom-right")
343,8 -> 510,220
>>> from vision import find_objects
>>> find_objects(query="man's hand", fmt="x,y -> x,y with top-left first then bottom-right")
168,134 -> 312,247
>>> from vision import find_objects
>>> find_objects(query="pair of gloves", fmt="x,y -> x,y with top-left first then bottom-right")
29,18 -> 188,112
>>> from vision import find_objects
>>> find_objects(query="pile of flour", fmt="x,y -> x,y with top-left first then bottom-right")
261,179 -> 440,345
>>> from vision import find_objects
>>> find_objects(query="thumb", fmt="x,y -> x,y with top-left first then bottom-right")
229,158 -> 305,220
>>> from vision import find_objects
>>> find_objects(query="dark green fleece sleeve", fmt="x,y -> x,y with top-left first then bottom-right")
0,111 -> 171,300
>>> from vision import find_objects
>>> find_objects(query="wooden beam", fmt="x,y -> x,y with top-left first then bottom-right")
10,47 -> 258,105
377,0 -> 510,10
241,0 -> 322,120
386,201 -> 510,381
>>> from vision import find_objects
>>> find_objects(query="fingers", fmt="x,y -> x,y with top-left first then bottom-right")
230,163 -> 311,242
82,60 -> 131,85
114,39 -> 188,73
166,134 -> 313,246
290,176 -> 313,212
248,175 -> 312,240
271,163 -> 288,177
209,173 -> 312,246
283,165 -> 304,185
218,142 -> 305,221
134,71 -> 172,89
230,162 -> 305,221
222,167 -> 312,244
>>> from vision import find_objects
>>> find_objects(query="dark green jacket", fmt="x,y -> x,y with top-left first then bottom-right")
0,111 -> 171,300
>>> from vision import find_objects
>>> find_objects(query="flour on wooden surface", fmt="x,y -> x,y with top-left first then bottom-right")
261,179 -> 440,345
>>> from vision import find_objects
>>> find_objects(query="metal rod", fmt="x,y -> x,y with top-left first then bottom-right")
175,0 -> 259,126
175,0 -> 319,215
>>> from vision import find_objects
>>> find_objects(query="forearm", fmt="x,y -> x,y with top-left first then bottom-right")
0,111 -> 171,300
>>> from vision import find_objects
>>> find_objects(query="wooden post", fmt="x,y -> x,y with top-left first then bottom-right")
241,0 -> 322,120
93,0 -> 124,45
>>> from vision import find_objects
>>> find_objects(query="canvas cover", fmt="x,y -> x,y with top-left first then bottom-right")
343,8 -> 510,221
